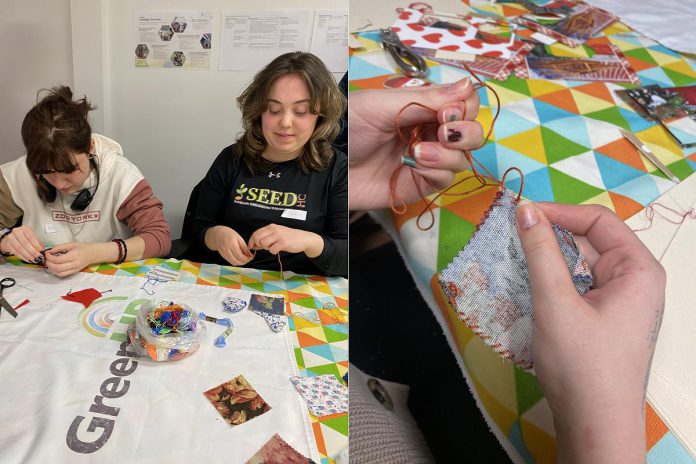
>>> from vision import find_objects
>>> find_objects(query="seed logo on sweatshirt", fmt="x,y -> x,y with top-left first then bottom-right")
234,183 -> 306,210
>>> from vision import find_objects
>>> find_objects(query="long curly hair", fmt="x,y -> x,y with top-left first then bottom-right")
21,85 -> 95,202
233,52 -> 346,174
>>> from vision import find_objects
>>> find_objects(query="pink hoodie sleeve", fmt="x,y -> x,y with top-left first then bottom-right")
116,179 -> 172,257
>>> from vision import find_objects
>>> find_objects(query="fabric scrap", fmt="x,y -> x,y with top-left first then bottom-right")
204,374 -> 271,426
249,294 -> 285,315
61,288 -> 103,308
439,188 -> 592,370
290,374 -> 348,417
251,309 -> 287,333
245,433 -> 314,464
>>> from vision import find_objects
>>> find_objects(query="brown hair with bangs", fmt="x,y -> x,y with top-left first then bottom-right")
21,85 -> 95,202
234,51 -> 346,174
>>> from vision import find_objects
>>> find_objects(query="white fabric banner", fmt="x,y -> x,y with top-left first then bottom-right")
0,264 -> 318,463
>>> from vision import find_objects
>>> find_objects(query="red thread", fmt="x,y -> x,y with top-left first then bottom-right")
632,202 -> 696,232
389,62 -> 523,231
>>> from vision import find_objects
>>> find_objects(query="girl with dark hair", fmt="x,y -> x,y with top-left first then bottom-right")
0,86 -> 171,276
190,51 -> 347,277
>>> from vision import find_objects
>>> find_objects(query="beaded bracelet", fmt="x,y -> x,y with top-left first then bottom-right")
112,238 -> 127,264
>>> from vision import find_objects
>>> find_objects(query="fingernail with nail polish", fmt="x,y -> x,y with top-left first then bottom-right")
447,78 -> 471,94
401,156 -> 417,167
517,200 -> 538,230
443,109 -> 460,122
414,144 -> 439,162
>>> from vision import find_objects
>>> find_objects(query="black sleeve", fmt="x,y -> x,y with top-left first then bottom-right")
310,151 -> 348,277
190,147 -> 236,260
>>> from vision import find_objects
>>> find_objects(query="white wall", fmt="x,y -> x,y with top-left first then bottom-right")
92,0 -> 347,236
0,0 -> 74,162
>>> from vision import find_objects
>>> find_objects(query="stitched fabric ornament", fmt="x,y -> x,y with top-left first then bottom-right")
290,374 -> 348,417
245,433 -> 315,464
439,188 -> 593,370
61,288 -> 106,308
251,309 -> 287,333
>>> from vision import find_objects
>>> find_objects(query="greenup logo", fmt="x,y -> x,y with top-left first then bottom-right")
235,184 -> 248,201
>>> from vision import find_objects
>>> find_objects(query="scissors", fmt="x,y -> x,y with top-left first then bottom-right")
0,277 -> 17,318
380,27 -> 429,78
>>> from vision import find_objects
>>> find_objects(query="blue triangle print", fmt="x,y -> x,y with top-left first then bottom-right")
495,108 -> 539,139
619,107 -> 655,132
533,99 -> 578,124
285,278 -> 308,290
349,56 -> 393,80
510,167 -> 554,202
473,142 -> 498,179
329,345 -> 348,363
594,152 -> 647,189
647,44 -> 681,59
426,65 -> 441,83
325,323 -> 348,335
638,75 -> 669,88
544,116 -> 591,148
688,159 -> 696,171
303,343 -> 335,362
667,124 -> 696,145
495,145 -> 546,178
478,86 -> 489,107
637,67 -> 674,87
610,175 -> 660,206
507,420 -> 535,464
360,30 -> 381,42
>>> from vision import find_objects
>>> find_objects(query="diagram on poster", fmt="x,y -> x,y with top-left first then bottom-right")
135,11 -> 213,69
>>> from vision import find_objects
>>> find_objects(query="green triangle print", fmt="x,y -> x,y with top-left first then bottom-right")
323,326 -> 348,343
243,282 -> 267,293
623,48 -> 657,65
294,297 -> 320,309
437,209 -> 476,273
307,363 -> 342,379
666,159 -> 694,181
663,68 -> 696,87
491,74 -> 532,97
584,107 -> 631,131
541,126 -> 589,163
514,367 -> 545,416
321,415 -> 349,435
294,347 -> 305,369
548,167 -> 605,204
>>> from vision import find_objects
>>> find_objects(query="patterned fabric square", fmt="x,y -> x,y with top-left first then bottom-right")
245,433 -> 314,464
204,374 -> 271,426
249,294 -> 285,315
290,374 -> 348,417
251,310 -> 287,333
439,188 -> 592,370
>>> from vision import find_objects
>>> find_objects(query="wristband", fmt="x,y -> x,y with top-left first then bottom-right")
112,238 -> 127,264
0,228 -> 12,257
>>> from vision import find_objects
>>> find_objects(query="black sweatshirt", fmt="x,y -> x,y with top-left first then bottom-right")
190,144 -> 347,277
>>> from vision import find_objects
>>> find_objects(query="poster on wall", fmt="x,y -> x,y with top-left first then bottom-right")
134,11 -> 213,69
218,10 -> 312,71
310,10 -> 348,72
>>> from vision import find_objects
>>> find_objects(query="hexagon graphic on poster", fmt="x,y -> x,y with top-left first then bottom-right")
200,33 -> 212,49
159,25 -> 174,41
135,44 -> 149,59
171,51 -> 186,67
171,17 -> 187,33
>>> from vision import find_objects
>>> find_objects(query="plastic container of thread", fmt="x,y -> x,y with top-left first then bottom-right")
127,300 -> 205,361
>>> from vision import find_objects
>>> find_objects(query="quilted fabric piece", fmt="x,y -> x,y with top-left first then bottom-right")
439,188 -> 592,370
290,374 -> 348,417
245,434 -> 315,464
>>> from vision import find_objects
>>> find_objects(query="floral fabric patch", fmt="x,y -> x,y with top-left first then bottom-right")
290,374 -> 348,417
439,188 -> 593,370
245,433 -> 314,464
204,374 -> 271,426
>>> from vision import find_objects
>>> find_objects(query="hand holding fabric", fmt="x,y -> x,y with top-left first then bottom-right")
248,224 -> 324,258
516,202 -> 665,463
0,225 -> 45,263
349,78 -> 482,211
45,242 -> 96,277
206,225 -> 253,266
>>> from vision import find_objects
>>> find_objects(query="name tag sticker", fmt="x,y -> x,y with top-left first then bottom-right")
281,209 -> 307,221
44,224 -> 57,234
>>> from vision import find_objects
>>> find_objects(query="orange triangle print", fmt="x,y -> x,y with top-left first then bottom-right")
625,56 -> 654,72
296,331 -> 326,347
609,192 -> 643,220
445,187 -> 499,226
595,138 -> 648,172
535,89 -> 579,114
573,82 -> 615,104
